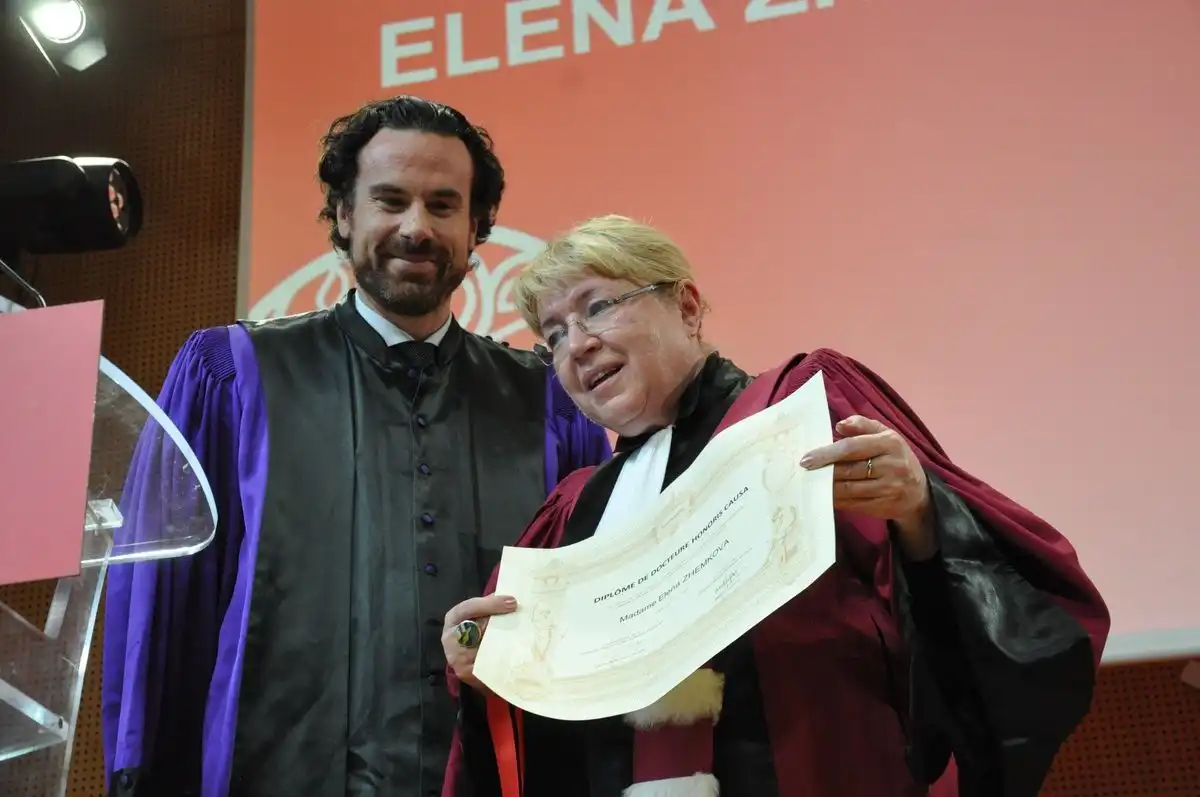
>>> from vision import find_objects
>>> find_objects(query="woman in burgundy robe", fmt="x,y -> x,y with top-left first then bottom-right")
440,214 -> 1110,797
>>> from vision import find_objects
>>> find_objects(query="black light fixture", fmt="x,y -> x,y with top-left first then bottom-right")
0,156 -> 143,307
14,0 -> 107,73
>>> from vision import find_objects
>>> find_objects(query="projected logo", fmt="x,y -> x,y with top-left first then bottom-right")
247,226 -> 547,344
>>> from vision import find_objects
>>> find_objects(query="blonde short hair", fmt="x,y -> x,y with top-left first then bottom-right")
513,214 -> 701,333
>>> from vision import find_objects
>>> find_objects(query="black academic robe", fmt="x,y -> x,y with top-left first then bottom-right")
101,291 -> 612,797
451,350 -> 1111,797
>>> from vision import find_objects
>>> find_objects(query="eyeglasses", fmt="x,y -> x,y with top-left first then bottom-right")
533,282 -> 671,366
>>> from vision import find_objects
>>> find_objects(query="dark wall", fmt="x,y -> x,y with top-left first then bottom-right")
0,0 -> 245,793
0,1 -> 1197,795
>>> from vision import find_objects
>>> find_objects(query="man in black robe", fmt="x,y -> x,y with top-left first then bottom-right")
100,96 -> 612,797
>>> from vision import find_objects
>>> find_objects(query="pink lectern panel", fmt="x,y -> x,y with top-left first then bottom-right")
0,301 -> 104,586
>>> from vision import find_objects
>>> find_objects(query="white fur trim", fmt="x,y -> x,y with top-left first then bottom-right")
623,773 -> 720,797
624,668 -> 724,729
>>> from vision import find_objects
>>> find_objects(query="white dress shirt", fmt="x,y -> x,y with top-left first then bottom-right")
353,290 -> 452,347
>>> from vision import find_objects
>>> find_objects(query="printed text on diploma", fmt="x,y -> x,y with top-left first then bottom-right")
591,485 -> 751,621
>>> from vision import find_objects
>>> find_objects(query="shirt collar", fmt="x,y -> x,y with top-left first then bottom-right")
354,290 -> 452,347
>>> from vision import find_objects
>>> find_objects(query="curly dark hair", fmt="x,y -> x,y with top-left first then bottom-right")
316,95 -> 506,253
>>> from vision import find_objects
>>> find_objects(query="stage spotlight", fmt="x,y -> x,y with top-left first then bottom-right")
27,0 -> 86,44
15,0 -> 107,73
0,155 -> 141,308
0,156 -> 143,257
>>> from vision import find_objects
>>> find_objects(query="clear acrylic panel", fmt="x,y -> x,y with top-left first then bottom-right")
89,356 -> 217,564
0,354 -> 217,795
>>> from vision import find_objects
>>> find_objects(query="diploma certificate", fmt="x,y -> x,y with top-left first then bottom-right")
473,370 -> 837,721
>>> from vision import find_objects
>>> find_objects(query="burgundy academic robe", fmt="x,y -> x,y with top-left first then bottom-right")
447,348 -> 1110,797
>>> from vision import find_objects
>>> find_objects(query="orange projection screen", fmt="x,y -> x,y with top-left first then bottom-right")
243,0 -> 1200,662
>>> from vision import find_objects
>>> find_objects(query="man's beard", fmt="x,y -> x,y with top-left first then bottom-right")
353,242 -> 470,318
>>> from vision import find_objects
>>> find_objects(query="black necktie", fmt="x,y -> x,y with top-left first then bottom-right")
390,341 -> 437,371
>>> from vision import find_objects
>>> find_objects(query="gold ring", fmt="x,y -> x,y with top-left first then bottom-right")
865,458 -> 874,479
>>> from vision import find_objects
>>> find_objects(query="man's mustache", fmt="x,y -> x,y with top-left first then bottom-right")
382,237 -> 449,263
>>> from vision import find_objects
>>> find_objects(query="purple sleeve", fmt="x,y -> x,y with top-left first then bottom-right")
544,370 -> 612,494
101,325 -> 269,797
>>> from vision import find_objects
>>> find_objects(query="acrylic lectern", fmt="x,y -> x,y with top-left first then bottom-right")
0,305 -> 217,796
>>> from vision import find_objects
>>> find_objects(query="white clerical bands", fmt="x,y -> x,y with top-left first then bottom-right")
456,620 -> 482,649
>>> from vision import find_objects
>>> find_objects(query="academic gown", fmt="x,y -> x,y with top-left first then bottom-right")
450,349 -> 1110,797
101,291 -> 612,797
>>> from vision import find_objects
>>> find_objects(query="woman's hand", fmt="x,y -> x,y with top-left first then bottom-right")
441,594 -> 518,691
799,415 -> 937,560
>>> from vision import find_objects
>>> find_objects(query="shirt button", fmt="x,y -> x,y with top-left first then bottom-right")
420,512 -> 434,526
407,368 -> 419,379
416,415 -> 428,428
419,462 -> 431,476
424,562 -> 438,576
